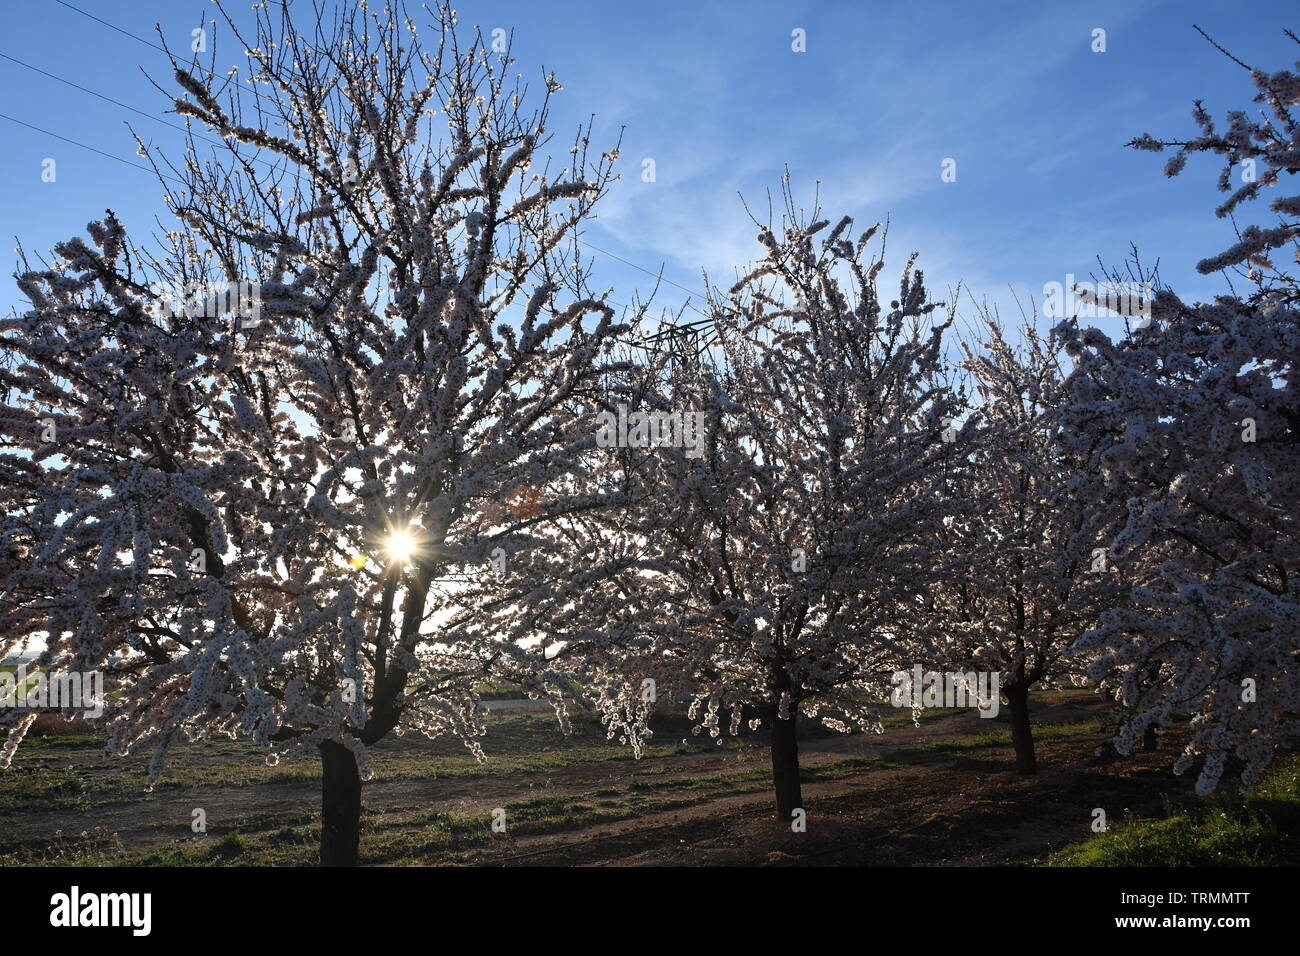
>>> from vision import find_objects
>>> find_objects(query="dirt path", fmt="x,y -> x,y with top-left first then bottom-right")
3,692 -> 1183,865
2,700 -> 1014,843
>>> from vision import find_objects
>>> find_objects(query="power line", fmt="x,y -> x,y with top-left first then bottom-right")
576,237 -> 711,309
0,49 -> 300,184
51,0 -> 307,120
52,0 -> 170,55
0,109 -> 666,321
0,106 -> 709,354
0,48 -> 712,310
16,5 -> 724,356
47,0 -> 719,319
0,111 -> 182,185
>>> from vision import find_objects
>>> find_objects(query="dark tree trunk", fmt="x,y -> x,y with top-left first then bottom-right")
1006,684 -> 1037,776
320,740 -> 361,867
1143,726 -> 1159,751
769,708 -> 803,822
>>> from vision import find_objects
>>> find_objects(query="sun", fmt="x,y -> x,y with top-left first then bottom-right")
383,528 -> 417,564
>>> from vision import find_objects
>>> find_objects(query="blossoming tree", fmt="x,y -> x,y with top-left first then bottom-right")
926,317 -> 1123,774
1056,40 -> 1300,793
557,188 -> 965,822
0,2 -> 633,865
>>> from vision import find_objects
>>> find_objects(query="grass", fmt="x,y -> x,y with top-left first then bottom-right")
0,710 -> 741,813
0,708 -> 774,865
912,718 -> 1103,755
1048,755 -> 1300,866
16,688 -> 1256,867
0,740 -> 928,866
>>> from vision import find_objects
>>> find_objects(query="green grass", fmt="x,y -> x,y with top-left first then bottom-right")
877,704 -> 967,729
0,711 -> 741,814
0,689 -> 1115,866
1048,756 -> 1300,866
913,718 -> 1103,755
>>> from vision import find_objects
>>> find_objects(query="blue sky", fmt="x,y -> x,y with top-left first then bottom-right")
1,0 -> 1296,328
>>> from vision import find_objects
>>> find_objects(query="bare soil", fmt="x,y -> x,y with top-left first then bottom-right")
0,691 -> 1200,866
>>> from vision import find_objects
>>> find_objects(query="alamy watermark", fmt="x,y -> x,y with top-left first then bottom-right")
595,404 -> 705,459
890,665 -> 1000,718
148,279 -> 263,329
1042,275 -> 1153,324
1,665 -> 103,718
50,886 -> 151,936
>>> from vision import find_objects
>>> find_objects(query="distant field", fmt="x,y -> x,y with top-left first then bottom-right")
0,689 -> 1292,866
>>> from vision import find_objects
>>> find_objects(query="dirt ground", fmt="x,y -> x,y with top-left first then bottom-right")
457,695 -> 1194,866
0,690 -> 1202,866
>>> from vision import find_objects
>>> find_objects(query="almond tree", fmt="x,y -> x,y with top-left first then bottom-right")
556,190 -> 965,822
1056,37 -> 1300,793
0,2 -> 633,865
929,317 -> 1122,774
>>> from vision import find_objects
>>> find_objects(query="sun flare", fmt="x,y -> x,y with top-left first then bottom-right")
384,529 -> 417,564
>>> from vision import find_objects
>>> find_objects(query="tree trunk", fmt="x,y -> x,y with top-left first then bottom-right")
319,740 -> 361,867
1143,726 -> 1159,751
1006,684 -> 1037,776
769,708 -> 803,822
